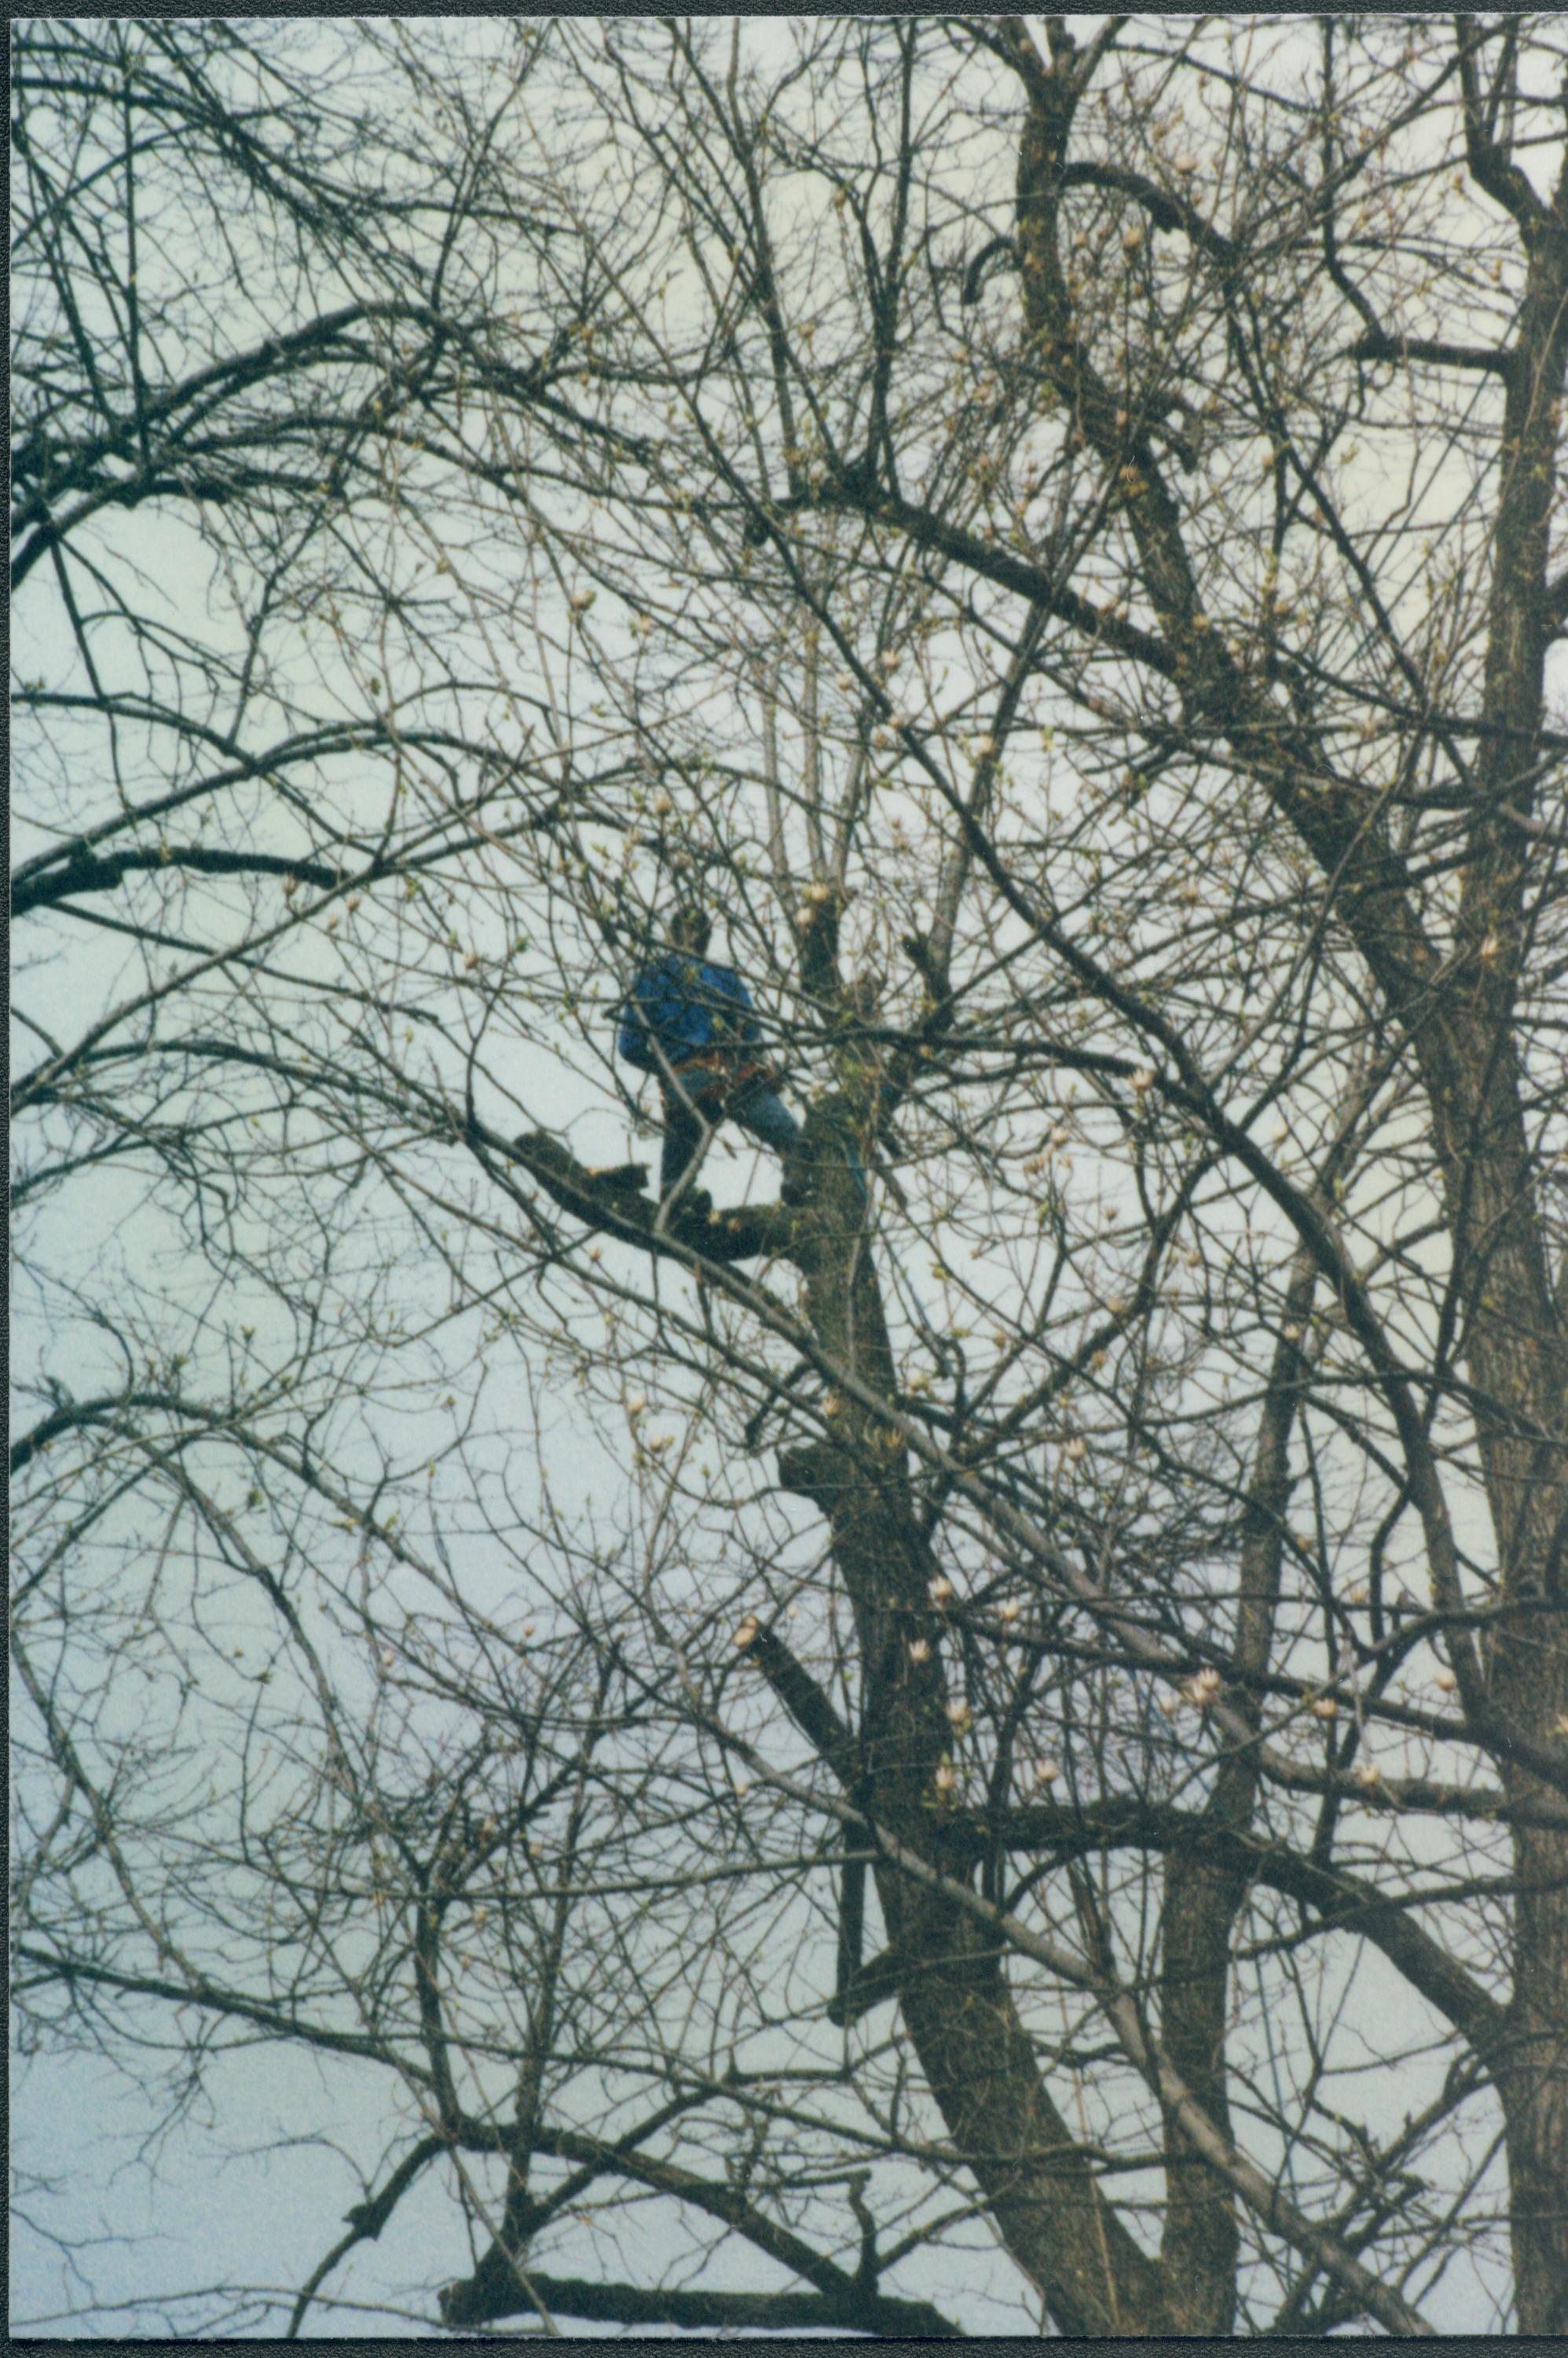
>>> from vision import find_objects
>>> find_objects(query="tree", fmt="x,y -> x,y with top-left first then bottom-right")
12,13 -> 1568,2337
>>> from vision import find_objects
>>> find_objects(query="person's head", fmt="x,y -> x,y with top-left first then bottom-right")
669,904 -> 712,956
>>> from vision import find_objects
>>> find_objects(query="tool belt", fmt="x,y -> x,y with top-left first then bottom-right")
663,1050 -> 782,1109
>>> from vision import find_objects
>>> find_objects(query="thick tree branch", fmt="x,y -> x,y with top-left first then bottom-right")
13,842 -> 350,919
737,1621 -> 860,1793
444,2267 -> 958,2336
815,475 -> 1178,677
13,1944 -> 424,2079
503,1127 -> 796,1265
440,2121 -> 935,2332
1350,329 -> 1513,378
704,1712 -> 1438,2338
1455,15 -> 1548,234
951,1796 -> 1504,2054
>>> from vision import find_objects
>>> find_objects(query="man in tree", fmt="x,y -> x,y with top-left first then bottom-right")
19,16 -> 1568,2339
618,906 -> 800,1203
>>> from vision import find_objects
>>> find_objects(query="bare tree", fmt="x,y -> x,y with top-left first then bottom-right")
12,14 -> 1568,2338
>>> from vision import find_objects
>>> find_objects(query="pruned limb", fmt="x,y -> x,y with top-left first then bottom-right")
826,1937 -> 900,2029
503,1127 -> 795,1264
438,2119 -> 955,2334
1350,329 -> 1512,377
736,1619 -> 859,1792
441,2266 -> 958,2335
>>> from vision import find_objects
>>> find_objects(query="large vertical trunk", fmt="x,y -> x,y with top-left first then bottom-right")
779,1112 -> 1175,2334
1431,139 -> 1568,2328
996,17 -> 1568,2324
1155,1249 -> 1317,2330
1156,1854 -> 1242,2330
1504,1827 -> 1568,2334
1434,1032 -> 1568,2332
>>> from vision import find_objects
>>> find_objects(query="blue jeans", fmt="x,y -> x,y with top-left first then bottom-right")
660,1078 -> 800,1196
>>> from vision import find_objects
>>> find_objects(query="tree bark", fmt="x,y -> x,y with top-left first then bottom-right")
1447,124 -> 1568,2331
991,17 -> 1568,2326
779,1105 -> 1176,2332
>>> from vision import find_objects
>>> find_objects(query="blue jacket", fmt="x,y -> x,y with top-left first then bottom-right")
617,953 -> 760,1073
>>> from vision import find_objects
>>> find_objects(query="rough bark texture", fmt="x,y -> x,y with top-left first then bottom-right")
991,17 -> 1568,2328
1455,168 -> 1568,2339
779,1106 -> 1176,2332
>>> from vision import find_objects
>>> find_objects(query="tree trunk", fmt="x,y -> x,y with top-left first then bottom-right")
996,20 -> 1568,2324
779,1108 -> 1176,2333
1434,136 -> 1568,2329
